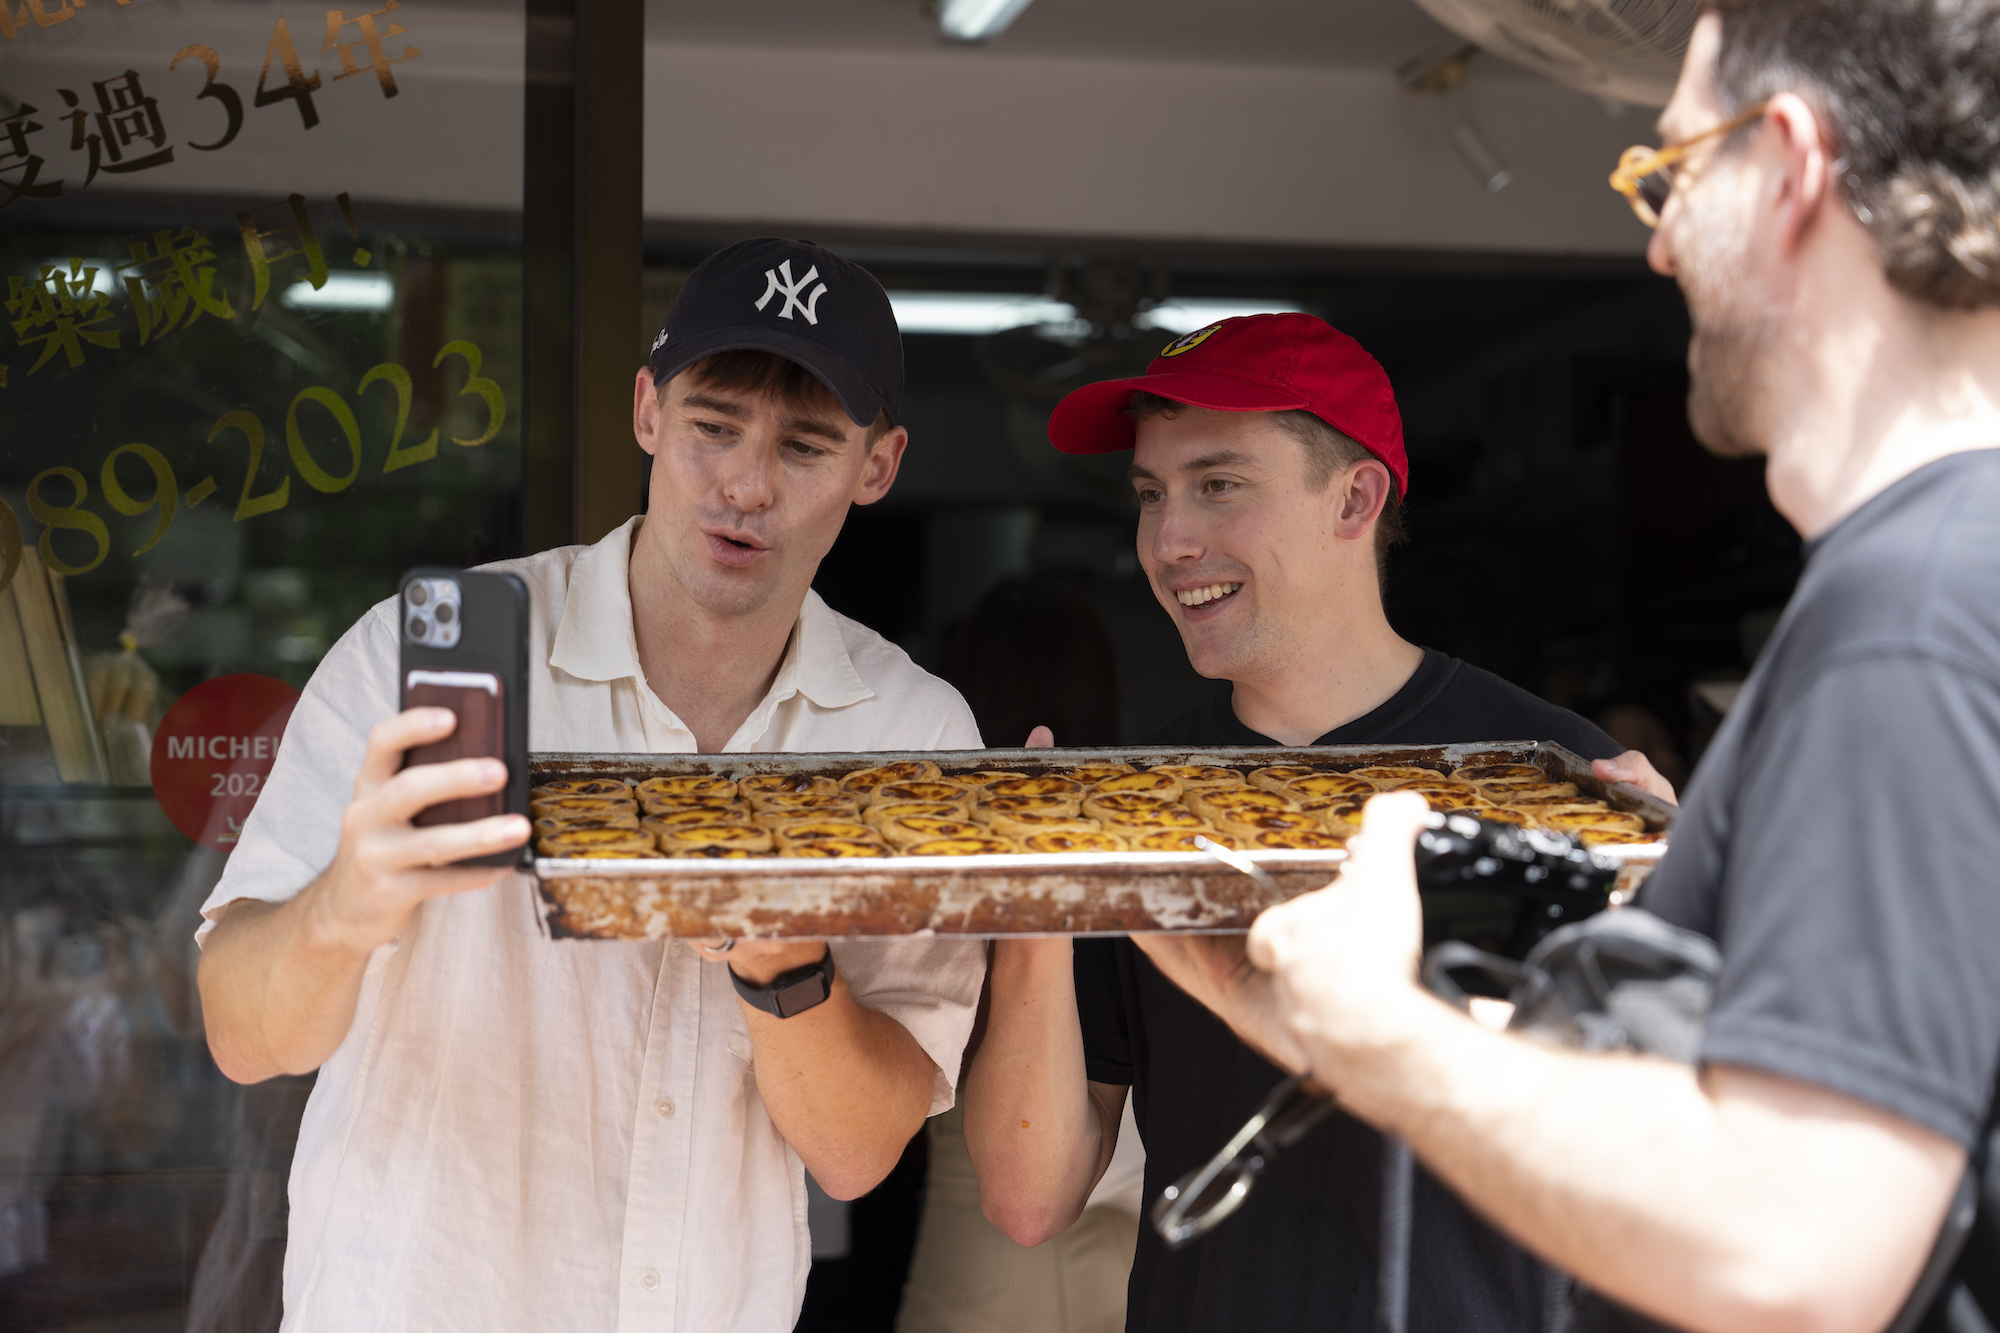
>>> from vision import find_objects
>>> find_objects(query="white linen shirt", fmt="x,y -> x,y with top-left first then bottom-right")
198,517 -> 987,1333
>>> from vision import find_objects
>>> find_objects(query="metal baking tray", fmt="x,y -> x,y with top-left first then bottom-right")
529,740 -> 1674,941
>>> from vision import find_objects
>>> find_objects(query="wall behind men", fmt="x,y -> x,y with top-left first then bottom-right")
642,41 -> 1651,256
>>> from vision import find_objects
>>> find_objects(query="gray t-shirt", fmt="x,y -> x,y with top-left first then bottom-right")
1642,448 -> 2000,1148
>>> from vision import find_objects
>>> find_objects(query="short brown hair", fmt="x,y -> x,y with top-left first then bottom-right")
1710,0 -> 2000,309
1124,391 -> 1409,586
672,348 -> 892,441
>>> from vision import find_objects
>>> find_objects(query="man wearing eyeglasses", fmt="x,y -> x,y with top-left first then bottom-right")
1245,4 -> 2000,1332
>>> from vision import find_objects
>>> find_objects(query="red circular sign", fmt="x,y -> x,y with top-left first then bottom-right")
151,673 -> 303,852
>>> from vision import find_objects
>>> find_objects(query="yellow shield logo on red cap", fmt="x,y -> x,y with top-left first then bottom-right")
1158,323 -> 1223,358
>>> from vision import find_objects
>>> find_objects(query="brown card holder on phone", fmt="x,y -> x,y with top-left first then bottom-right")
403,670 -> 505,826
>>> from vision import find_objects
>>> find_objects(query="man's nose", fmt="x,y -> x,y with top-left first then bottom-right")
1147,499 -> 1204,565
719,441 -> 777,513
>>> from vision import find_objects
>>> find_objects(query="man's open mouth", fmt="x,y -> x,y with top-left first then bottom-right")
1176,582 -> 1242,608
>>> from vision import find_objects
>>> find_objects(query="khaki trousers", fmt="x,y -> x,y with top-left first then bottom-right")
897,1103 -> 1137,1333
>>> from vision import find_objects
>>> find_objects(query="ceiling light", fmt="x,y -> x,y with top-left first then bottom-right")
938,0 -> 1035,43
1137,299 -> 1307,334
888,291 -> 1076,335
281,272 -> 395,311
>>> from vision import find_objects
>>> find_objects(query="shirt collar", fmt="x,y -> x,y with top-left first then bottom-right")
548,516 -> 875,712
548,516 -> 646,684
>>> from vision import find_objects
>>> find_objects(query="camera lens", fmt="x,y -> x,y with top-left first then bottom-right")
408,616 -> 428,641
435,602 -> 455,625
408,583 -> 429,607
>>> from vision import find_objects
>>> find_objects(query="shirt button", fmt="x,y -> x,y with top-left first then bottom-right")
656,1098 -> 675,1119
641,1269 -> 660,1291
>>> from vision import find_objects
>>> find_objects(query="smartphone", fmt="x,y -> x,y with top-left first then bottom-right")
397,567 -> 530,866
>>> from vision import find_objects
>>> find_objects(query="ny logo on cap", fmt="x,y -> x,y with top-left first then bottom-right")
754,259 -> 828,325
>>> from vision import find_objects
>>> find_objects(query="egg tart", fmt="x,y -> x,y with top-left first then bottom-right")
1285,773 -> 1377,801
1091,771 -> 1183,800
1059,763 -> 1136,784
673,845 -> 760,859
972,794 -> 1081,824
641,798 -> 748,823
748,792 -> 863,819
1146,765 -> 1245,791
640,793 -> 745,817
1215,809 -> 1325,839
739,772 -> 841,800
871,781 -> 974,809
533,777 -> 634,799
1098,805 -> 1208,834
986,775 -> 1084,801
1187,787 -> 1297,822
838,761 -> 943,795
1307,799 -> 1370,838
905,836 -> 1016,856
865,801 -> 964,832
1347,765 -> 1444,787
773,820 -> 880,850
1502,799 -> 1605,829
530,794 -> 638,821
1247,765 -> 1321,795
878,815 -> 984,850
1022,830 -> 1128,854
1252,829 -> 1348,851
1574,826 -> 1660,848
1542,809 -> 1646,837
1478,780 -> 1578,801
653,823 -> 775,854
784,838 -> 893,858
535,813 -> 639,838
636,774 -> 738,803
1132,829 -> 1233,853
538,827 -> 655,857
1081,791 -> 1175,823
1450,763 -> 1545,784
986,808 -> 1100,837
944,770 -> 1033,789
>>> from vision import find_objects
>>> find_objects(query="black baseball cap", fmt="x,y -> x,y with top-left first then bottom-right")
646,238 -> 904,427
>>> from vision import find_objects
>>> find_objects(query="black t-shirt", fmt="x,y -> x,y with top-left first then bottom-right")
1642,450 -> 2000,1150
1077,648 -> 1620,1333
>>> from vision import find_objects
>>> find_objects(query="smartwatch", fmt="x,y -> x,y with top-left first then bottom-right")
729,946 -> 836,1019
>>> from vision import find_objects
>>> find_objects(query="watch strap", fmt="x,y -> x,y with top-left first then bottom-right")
729,947 -> 836,1019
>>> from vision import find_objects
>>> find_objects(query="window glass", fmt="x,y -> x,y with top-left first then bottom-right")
0,0 -> 524,1320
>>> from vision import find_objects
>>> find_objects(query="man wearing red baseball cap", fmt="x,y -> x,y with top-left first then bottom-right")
960,313 -> 1672,1332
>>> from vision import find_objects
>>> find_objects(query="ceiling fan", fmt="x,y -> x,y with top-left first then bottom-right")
1407,0 -> 1700,106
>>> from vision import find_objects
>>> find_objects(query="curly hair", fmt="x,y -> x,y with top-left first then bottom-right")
1710,0 -> 2000,309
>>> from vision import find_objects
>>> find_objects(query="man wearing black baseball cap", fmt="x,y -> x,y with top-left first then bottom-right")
196,239 -> 987,1331
960,313 -> 1673,1332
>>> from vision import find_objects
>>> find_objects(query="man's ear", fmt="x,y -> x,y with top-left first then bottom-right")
852,426 -> 909,507
1765,91 -> 1836,258
633,367 -> 663,457
1333,459 -> 1391,542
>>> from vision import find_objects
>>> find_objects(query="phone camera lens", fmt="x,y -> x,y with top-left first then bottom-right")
435,602 -> 455,625
408,616 -> 429,641
408,583 -> 429,607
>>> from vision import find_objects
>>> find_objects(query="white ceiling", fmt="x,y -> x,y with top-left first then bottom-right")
646,0 -> 1495,75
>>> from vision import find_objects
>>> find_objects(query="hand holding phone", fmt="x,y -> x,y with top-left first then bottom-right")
397,569 -> 531,866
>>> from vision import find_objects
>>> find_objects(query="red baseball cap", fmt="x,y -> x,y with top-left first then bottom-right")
1047,312 -> 1408,497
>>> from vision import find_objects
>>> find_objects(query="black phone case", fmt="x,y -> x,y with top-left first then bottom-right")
397,567 -> 530,867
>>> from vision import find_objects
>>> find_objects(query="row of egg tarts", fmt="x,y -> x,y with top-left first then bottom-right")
529,759 -> 1657,860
